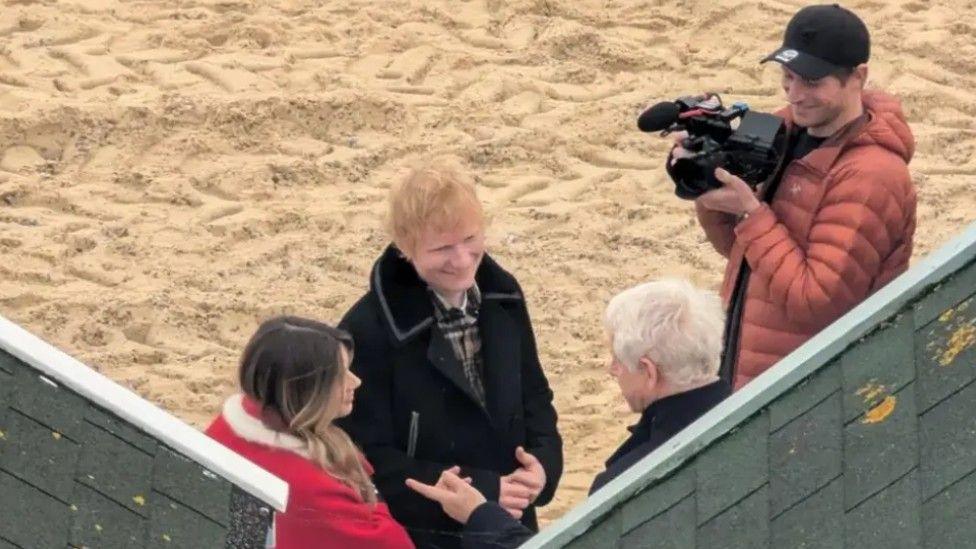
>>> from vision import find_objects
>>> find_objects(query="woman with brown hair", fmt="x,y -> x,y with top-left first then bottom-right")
206,316 -> 414,549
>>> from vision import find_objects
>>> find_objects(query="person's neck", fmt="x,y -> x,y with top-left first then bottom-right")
808,100 -> 864,138
435,288 -> 466,308
643,376 -> 719,411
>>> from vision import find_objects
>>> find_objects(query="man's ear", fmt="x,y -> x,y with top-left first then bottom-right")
854,63 -> 869,89
638,356 -> 658,389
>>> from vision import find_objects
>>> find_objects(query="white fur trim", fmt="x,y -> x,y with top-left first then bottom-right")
222,394 -> 311,459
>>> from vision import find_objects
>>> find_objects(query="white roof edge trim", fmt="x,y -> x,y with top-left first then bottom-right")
528,220 -> 976,548
0,314 -> 289,512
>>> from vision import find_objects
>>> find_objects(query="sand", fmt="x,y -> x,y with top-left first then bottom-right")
1,0 -> 975,522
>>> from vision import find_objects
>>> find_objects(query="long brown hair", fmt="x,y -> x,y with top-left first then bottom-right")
238,316 -> 375,503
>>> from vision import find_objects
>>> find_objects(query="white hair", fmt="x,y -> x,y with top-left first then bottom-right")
604,278 -> 725,387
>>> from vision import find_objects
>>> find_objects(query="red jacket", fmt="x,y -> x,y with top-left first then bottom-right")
206,395 -> 414,549
698,90 -> 917,389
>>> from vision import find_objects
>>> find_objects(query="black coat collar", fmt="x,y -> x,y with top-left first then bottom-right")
600,380 -> 731,479
370,244 -> 522,346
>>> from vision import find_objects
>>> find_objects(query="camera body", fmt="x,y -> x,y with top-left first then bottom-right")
654,95 -> 787,200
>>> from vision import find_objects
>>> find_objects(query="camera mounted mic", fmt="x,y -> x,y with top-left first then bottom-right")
637,94 -> 724,133
637,101 -> 681,132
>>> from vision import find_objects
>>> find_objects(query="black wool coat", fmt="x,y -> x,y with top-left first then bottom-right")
337,245 -> 563,549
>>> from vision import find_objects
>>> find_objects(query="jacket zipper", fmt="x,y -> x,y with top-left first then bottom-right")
407,411 -> 420,458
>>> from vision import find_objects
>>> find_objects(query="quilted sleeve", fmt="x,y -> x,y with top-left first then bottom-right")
732,161 -> 913,327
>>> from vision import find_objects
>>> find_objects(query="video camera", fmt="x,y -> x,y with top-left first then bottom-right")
638,94 -> 786,199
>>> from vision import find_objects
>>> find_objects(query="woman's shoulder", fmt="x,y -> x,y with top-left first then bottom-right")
207,396 -> 315,470
206,404 -> 364,506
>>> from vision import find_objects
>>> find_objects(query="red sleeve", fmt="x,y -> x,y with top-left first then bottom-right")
733,162 -> 913,327
277,479 -> 414,549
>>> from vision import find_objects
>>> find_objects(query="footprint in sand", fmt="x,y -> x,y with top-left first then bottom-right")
503,178 -> 552,205
382,45 -> 438,86
184,60 -> 277,93
0,145 -> 46,172
48,47 -> 135,90
198,203 -> 245,225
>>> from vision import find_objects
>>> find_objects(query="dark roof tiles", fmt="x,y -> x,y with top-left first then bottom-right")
0,350 -> 274,548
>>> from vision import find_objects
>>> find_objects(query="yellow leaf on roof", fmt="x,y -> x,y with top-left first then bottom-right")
862,395 -> 897,424
52,431 -> 62,440
939,308 -> 955,323
132,495 -> 146,506
940,324 -> 976,366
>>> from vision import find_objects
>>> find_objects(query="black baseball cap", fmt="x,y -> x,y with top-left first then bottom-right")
761,4 -> 870,80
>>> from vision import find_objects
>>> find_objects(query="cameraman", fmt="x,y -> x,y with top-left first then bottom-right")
679,4 -> 917,389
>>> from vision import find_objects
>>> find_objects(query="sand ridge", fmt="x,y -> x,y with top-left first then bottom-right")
1,0 -> 975,521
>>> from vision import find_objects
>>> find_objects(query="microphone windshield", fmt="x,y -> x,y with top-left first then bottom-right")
637,101 -> 681,132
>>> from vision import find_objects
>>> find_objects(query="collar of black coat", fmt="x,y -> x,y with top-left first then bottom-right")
627,380 -> 731,440
370,244 -> 523,346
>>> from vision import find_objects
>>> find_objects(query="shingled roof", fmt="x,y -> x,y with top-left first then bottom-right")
527,221 -> 976,549
0,317 -> 287,548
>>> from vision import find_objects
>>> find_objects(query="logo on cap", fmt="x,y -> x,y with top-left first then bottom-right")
775,49 -> 799,63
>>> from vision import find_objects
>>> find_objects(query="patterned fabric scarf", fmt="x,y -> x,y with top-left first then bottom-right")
429,284 -> 486,407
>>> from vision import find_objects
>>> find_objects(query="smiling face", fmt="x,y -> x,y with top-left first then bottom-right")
781,64 -> 866,137
406,220 -> 486,298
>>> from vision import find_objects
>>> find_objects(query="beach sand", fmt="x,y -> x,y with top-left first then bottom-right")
1,0 -> 974,522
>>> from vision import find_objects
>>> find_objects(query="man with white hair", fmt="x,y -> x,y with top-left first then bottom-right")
590,278 -> 730,491
405,278 -> 731,549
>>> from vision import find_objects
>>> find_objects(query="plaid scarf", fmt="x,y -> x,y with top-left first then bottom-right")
429,285 -> 486,408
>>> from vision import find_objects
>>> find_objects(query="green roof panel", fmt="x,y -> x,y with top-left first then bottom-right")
912,257 -> 976,328
565,512 -> 620,549
0,349 -> 17,375
768,359 -> 841,431
148,491 -> 226,548
0,469 -> 70,549
770,478 -> 843,549
694,411 -> 768,524
841,312 -> 916,423
620,495 -> 694,549
918,379 -> 976,500
619,465 -> 694,534
86,405 -> 159,456
914,294 -> 976,413
68,482 -> 147,549
696,486 -> 769,549
153,446 -> 232,526
922,470 -> 976,549
0,408 -> 80,502
8,366 -> 89,441
844,469 -> 921,549
769,391 -> 842,516
842,383 -> 919,509
76,422 -> 155,517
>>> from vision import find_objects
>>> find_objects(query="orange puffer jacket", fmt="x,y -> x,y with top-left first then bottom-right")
698,90 -> 917,390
